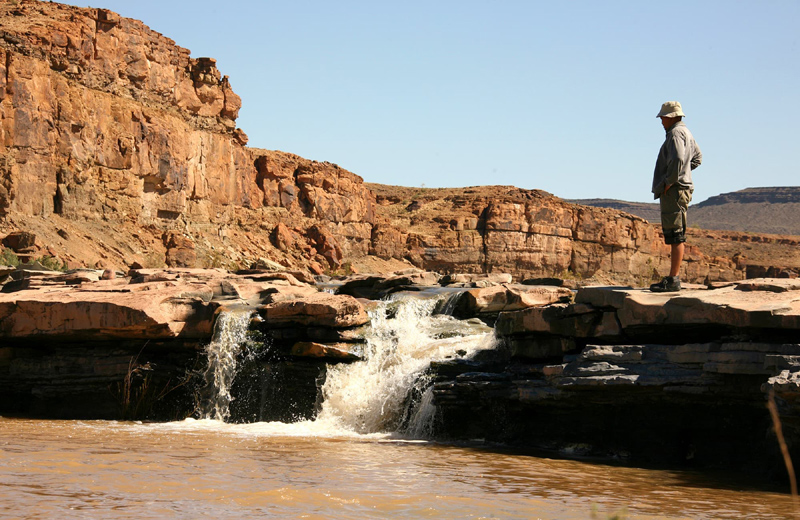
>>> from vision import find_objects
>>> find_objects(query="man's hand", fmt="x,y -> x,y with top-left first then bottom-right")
663,184 -> 672,197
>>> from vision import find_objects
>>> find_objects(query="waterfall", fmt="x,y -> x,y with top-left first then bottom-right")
315,295 -> 496,436
200,309 -> 254,421
194,295 -> 494,438
434,289 -> 464,316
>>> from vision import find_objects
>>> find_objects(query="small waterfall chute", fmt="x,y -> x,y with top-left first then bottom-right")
193,294 -> 495,438
315,295 -> 496,436
434,289 -> 466,316
199,308 -> 255,421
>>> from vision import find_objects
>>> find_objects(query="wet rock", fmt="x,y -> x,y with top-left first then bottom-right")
290,341 -> 361,362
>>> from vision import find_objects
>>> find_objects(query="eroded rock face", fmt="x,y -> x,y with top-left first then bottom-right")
433,278 -> 800,473
0,2 -> 375,274
368,185 -> 744,285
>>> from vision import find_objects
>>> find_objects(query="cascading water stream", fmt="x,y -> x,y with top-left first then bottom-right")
197,294 -> 495,439
315,294 -> 496,436
200,308 -> 255,421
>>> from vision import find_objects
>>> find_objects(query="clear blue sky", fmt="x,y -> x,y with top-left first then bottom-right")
62,0 -> 798,203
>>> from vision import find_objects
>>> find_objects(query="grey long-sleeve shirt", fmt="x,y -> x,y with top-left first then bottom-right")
651,121 -> 702,199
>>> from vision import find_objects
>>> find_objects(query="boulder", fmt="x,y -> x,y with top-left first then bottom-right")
164,232 -> 197,268
2,231 -> 36,252
0,282 -> 217,339
453,284 -> 573,318
259,292 -> 369,329
336,270 -> 441,300
271,222 -> 297,252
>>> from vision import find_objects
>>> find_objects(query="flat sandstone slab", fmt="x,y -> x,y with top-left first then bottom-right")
575,278 -> 800,331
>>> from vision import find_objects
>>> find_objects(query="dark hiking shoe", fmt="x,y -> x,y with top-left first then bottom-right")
650,276 -> 681,292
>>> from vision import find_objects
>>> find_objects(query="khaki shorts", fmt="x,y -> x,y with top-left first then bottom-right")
660,186 -> 693,244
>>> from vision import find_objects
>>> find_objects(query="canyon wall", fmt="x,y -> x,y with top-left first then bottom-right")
368,184 -> 741,285
0,1 -> 742,284
0,0 -> 375,274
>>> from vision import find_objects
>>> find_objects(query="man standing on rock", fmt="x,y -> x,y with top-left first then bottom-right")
650,101 -> 702,292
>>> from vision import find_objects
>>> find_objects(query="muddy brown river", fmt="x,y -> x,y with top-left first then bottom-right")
1,417 -> 797,519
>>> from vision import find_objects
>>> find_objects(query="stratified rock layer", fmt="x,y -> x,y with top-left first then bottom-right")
0,267 -> 368,420
432,278 -> 800,474
368,184 -> 743,284
0,1 -> 375,274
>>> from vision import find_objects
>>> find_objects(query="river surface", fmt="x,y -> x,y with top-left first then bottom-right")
2,295 -> 798,518
1,417 -> 797,519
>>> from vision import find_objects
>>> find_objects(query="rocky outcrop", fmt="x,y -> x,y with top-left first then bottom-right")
431,278 -> 800,474
565,198 -> 662,223
0,267 -> 367,419
0,1 -> 375,275
696,187 -> 800,207
368,184 -> 744,285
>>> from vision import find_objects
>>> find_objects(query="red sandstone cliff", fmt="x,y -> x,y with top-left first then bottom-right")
0,0 -> 378,275
0,1 -> 744,284
367,184 -> 742,284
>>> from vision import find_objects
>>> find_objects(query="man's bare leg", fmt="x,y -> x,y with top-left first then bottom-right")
669,243 -> 684,278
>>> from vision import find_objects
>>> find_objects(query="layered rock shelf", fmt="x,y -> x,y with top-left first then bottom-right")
432,278 -> 800,475
2,265 -> 800,478
0,267 -> 365,419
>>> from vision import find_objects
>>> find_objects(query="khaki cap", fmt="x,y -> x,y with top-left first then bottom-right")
657,101 -> 685,118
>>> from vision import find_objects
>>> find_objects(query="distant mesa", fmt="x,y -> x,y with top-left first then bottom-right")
696,186 -> 800,207
569,187 -> 800,236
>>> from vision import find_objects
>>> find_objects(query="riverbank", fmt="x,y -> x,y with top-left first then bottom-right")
1,266 -> 799,480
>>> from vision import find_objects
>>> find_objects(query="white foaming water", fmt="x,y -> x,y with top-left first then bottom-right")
193,295 -> 494,440
200,308 -> 254,421
314,295 -> 496,436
